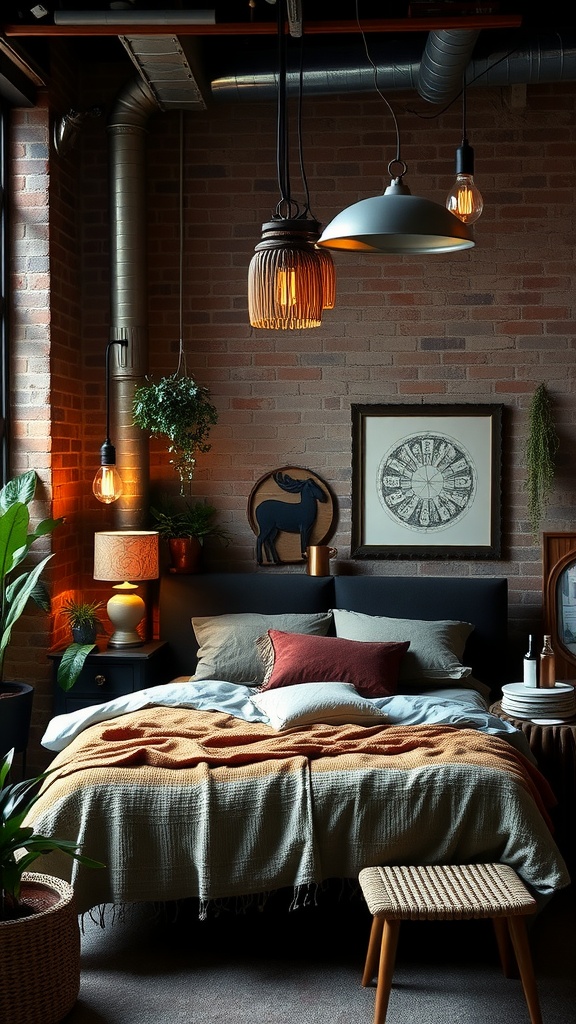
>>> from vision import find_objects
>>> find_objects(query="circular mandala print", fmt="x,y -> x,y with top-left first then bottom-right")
378,432 -> 476,532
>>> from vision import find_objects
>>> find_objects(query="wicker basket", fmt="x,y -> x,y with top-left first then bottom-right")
0,872 -> 80,1024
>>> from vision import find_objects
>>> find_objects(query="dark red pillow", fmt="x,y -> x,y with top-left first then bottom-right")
257,630 -> 409,699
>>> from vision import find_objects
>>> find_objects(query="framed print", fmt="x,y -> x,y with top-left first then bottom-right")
351,403 -> 502,560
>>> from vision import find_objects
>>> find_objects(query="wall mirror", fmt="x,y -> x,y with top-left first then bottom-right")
542,532 -> 576,680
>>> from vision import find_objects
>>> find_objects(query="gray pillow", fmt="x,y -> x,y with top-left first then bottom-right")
332,608 -> 472,682
191,611 -> 333,685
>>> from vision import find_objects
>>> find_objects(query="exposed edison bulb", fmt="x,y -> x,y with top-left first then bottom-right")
446,140 -> 483,225
93,464 -> 123,504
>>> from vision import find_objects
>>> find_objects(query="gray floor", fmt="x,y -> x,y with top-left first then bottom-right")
61,882 -> 576,1024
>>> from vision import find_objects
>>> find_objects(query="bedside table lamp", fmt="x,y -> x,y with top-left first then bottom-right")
94,531 -> 159,649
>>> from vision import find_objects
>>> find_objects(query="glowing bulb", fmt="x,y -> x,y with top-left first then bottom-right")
276,268 -> 297,311
446,173 -> 484,225
93,465 -> 123,504
446,140 -> 483,225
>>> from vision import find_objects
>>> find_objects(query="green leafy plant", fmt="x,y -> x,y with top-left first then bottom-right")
0,470 -> 62,684
57,599 -> 107,693
0,747 -> 104,920
150,499 -> 230,543
132,374 -> 218,493
526,383 -> 560,538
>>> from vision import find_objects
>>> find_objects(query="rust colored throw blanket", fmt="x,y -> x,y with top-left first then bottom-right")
28,708 -> 568,914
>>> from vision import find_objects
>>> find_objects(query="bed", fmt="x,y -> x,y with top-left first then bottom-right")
31,573 -> 570,915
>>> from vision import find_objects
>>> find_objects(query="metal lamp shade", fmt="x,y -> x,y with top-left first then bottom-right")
248,220 -> 325,329
94,531 -> 159,649
317,183 -> 475,255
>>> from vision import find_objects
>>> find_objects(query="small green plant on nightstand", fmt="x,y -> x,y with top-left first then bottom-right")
57,598 -> 107,692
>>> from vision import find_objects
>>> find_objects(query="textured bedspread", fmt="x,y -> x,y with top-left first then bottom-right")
28,705 -> 570,914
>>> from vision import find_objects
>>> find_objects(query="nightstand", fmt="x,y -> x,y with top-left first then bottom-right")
50,641 -> 172,716
490,699 -> 576,871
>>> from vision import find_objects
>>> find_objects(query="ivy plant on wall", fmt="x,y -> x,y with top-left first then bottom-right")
526,383 -> 559,539
132,373 -> 218,494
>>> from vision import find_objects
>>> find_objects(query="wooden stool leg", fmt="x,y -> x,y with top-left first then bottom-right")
373,920 -> 400,1024
362,916 -> 384,987
506,917 -> 543,1024
492,917 -> 518,978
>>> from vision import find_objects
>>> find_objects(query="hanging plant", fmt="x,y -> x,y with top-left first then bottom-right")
132,373 -> 218,493
525,382 -> 559,538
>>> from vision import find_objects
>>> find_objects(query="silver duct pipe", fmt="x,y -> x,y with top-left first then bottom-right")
416,29 -> 480,103
106,76 -> 160,529
210,32 -> 576,104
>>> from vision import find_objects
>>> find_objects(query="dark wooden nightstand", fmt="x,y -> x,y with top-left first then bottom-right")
50,641 -> 172,716
490,700 -> 576,871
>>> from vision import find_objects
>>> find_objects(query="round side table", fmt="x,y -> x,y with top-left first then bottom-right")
490,700 -> 576,873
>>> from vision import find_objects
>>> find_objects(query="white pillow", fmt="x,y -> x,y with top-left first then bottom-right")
332,608 -> 473,682
251,681 -> 389,730
191,611 -> 333,685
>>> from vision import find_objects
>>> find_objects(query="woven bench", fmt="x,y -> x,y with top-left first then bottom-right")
358,863 -> 542,1024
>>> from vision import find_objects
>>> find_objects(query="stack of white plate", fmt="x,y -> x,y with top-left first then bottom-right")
501,681 -> 576,723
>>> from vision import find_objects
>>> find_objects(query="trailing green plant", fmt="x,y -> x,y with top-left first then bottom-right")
526,382 -> 560,538
150,499 -> 230,544
0,470 -> 62,684
57,599 -> 107,693
0,747 -> 104,920
132,374 -> 218,494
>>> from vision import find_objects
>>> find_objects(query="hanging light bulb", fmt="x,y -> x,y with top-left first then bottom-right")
446,80 -> 483,225
92,338 -> 127,504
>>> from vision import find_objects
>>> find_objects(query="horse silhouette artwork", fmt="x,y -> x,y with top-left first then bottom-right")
255,472 -> 327,565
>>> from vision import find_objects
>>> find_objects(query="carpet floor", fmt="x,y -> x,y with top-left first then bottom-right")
62,882 -> 575,1024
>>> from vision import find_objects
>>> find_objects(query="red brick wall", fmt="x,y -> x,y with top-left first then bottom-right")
7,60 -> 576,766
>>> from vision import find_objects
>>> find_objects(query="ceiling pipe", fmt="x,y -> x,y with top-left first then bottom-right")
416,29 -> 481,103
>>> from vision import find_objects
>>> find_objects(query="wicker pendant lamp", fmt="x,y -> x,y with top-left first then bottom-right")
248,0 -> 334,329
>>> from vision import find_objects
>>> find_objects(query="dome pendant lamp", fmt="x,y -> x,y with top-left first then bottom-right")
317,158 -> 475,256
248,0 -> 332,328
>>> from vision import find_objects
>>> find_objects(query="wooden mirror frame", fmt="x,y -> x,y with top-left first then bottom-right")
542,532 -> 576,680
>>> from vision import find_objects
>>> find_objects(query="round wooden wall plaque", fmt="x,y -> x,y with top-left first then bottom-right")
247,466 -> 337,566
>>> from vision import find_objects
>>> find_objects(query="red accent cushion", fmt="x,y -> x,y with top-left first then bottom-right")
258,630 -> 410,699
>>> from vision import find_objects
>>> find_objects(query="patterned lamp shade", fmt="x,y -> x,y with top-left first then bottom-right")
94,531 -> 159,583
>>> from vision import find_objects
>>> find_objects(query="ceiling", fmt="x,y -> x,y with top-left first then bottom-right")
1,2 -> 575,109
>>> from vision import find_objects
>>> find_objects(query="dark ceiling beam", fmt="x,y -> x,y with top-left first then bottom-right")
1,16 -> 523,38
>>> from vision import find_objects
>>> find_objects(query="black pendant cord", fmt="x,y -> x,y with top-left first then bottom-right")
103,338 -> 127,454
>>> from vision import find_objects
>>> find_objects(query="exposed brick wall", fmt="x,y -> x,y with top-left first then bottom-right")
7,57 -> 576,766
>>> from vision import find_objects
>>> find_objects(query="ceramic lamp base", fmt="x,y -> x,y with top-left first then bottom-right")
106,585 -> 145,648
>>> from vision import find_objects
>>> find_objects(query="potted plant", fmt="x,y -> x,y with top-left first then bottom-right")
0,470 -> 62,759
56,599 -> 107,693
0,747 -> 104,1024
132,373 -> 218,494
150,498 -> 230,574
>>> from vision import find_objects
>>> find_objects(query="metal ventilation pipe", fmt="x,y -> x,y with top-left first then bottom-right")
416,29 -> 481,103
106,76 -> 160,529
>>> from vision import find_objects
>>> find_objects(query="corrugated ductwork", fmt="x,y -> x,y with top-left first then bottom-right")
416,29 -> 480,103
118,35 -> 209,111
106,76 -> 160,528
210,32 -> 576,104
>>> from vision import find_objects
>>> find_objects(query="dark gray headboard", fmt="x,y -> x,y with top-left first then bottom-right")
159,572 -> 508,689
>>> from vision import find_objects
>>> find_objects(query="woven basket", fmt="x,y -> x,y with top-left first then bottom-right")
0,872 -> 80,1024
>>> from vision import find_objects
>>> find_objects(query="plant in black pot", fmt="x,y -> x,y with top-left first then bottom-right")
56,599 -> 107,693
0,471 -> 62,761
150,498 -> 230,574
0,747 -> 103,1024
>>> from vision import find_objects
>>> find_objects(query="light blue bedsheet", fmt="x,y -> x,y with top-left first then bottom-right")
42,680 -> 535,762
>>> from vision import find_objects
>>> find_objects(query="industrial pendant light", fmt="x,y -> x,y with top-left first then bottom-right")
92,338 -> 127,504
248,0 -> 334,328
317,16 -> 474,257
445,79 -> 484,225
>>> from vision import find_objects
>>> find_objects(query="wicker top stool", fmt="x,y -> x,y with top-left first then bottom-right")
358,863 -> 542,1024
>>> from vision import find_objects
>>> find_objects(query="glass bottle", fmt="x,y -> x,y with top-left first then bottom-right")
539,635 -> 556,689
523,635 -> 538,688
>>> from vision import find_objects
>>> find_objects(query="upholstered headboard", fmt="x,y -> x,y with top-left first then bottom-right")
158,573 -> 508,690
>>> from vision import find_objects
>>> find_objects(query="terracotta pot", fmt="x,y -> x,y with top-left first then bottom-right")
168,536 -> 203,574
0,872 -> 80,1024
0,682 -> 33,758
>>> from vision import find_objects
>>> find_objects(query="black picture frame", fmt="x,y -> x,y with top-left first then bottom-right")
351,403 -> 502,560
